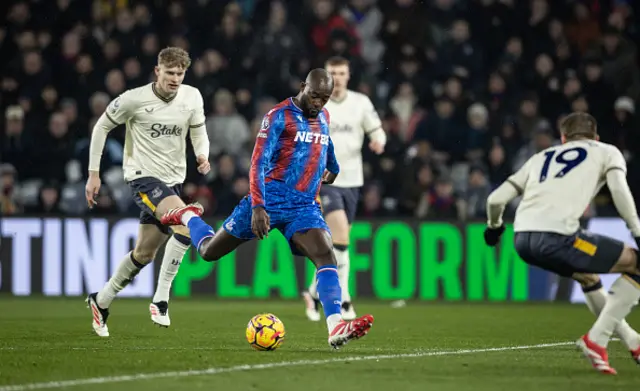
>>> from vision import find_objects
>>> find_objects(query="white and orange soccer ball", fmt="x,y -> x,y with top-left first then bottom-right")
246,313 -> 286,351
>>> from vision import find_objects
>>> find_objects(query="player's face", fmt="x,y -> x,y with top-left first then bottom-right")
301,83 -> 332,118
155,64 -> 186,94
326,64 -> 349,96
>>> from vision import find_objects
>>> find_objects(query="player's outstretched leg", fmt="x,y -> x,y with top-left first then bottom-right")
576,245 -> 640,374
574,273 -> 640,361
160,204 -> 247,261
88,224 -> 166,337
292,229 -> 373,349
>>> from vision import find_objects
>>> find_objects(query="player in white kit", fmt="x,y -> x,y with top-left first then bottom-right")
484,112 -> 640,374
84,47 -> 209,337
302,56 -> 386,321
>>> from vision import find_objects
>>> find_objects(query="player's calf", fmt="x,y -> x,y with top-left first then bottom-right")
160,205 -> 246,262
575,273 -> 640,355
150,231 -> 190,328
293,229 -> 375,348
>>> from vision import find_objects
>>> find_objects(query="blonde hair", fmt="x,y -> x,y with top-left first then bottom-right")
157,47 -> 191,69
325,56 -> 350,68
560,112 -> 598,141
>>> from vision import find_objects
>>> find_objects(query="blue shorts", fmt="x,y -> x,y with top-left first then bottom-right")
222,181 -> 330,255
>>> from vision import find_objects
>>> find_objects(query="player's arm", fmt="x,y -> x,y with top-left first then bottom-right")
484,159 -> 530,245
326,137 -> 340,175
362,96 -> 386,154
88,92 -> 134,176
249,109 -> 285,209
321,137 -> 340,184
486,162 -> 528,228
189,90 -> 210,174
605,149 -> 640,237
85,92 -> 134,207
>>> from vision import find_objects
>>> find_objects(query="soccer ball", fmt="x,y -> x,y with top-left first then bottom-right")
246,313 -> 286,351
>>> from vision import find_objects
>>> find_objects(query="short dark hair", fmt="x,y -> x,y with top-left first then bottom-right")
559,112 -> 598,140
325,56 -> 350,68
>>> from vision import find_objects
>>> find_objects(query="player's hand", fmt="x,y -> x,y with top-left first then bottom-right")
85,173 -> 101,209
251,206 -> 270,240
196,154 -> 210,175
369,140 -> 385,155
321,170 -> 337,184
483,224 -> 505,247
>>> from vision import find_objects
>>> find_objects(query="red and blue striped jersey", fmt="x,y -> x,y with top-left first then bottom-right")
249,98 -> 340,208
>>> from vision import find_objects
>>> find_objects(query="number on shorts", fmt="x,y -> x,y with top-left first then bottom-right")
539,147 -> 588,182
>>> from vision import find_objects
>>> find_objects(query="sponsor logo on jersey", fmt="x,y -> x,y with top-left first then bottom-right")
149,123 -> 183,138
294,131 -> 329,145
330,123 -> 354,133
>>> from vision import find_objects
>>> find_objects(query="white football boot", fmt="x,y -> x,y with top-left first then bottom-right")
341,301 -> 357,321
150,301 -> 170,327
86,293 -> 109,337
302,291 -> 321,322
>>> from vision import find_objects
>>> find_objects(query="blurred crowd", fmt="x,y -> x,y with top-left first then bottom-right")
1,0 -> 639,221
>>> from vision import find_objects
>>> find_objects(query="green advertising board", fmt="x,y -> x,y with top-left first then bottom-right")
173,221 -> 528,301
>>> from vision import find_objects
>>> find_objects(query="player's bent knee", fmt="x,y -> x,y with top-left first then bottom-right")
154,195 -> 186,218
572,273 -> 601,289
325,210 -> 350,243
611,245 -> 639,274
309,245 -> 336,267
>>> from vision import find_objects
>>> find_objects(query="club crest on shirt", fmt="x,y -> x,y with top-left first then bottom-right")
109,97 -> 121,114
260,116 -> 269,130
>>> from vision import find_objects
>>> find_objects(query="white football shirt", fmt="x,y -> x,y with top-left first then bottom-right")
104,83 -> 206,186
509,140 -> 626,235
324,90 -> 383,188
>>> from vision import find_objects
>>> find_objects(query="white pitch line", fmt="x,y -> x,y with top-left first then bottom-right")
0,341 -> 575,391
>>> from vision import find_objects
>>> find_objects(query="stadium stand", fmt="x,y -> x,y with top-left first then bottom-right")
1,0 -> 639,220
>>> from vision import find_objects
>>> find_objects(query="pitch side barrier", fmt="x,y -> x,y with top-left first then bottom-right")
3,216 -> 624,301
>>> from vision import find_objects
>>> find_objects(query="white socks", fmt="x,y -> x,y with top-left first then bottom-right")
588,276 -> 640,347
308,247 -> 350,303
152,235 -> 190,303
308,278 -> 318,299
327,313 -> 341,331
335,248 -> 351,303
97,252 -> 145,308
181,211 -> 196,226
583,286 -> 640,350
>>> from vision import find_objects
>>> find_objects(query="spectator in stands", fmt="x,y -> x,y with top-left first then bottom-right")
463,165 -> 492,220
1,0 -> 639,220
206,89 -> 250,160
0,163 -> 20,215
24,181 -> 61,215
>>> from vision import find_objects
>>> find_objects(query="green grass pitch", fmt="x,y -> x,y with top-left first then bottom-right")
0,297 -> 639,390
